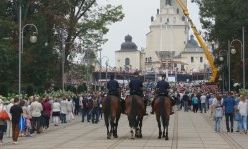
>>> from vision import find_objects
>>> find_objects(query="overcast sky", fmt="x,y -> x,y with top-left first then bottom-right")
98,0 -> 202,66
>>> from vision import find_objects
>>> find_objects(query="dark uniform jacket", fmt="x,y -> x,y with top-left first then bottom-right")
107,79 -> 120,97
156,80 -> 170,95
129,77 -> 143,96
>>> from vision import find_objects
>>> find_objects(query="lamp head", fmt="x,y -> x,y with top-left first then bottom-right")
231,48 -> 236,54
30,34 -> 37,43
219,56 -> 224,62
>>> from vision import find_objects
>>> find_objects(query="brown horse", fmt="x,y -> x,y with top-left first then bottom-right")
125,95 -> 145,139
154,96 -> 171,140
102,95 -> 121,139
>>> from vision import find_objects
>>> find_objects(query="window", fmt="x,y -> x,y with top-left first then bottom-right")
167,18 -> 170,23
191,57 -> 194,63
174,63 -> 177,67
166,0 -> 171,5
200,57 -> 203,63
182,16 -> 185,21
125,58 -> 130,66
145,58 -> 148,63
177,8 -> 179,14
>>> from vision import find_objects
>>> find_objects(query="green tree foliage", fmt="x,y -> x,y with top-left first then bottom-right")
192,0 -> 248,85
0,0 -> 124,94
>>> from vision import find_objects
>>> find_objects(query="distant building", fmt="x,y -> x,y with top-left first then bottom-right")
115,0 -> 210,74
115,35 -> 144,71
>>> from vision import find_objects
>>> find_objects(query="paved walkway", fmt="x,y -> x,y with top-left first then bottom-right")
1,111 -> 248,149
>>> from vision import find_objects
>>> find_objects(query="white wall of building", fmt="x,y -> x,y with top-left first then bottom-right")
115,51 -> 141,70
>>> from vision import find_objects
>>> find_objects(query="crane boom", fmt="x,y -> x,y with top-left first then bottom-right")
176,0 -> 218,82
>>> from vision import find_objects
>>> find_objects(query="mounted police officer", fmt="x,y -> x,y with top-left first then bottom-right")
106,74 -> 126,113
129,72 -> 149,115
107,74 -> 120,98
151,75 -> 174,115
129,71 -> 143,97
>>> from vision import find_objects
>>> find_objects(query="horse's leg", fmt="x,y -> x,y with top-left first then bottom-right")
114,115 -> 120,138
104,114 -> 111,139
110,116 -> 115,138
139,116 -> 143,138
165,117 -> 169,140
156,114 -> 162,139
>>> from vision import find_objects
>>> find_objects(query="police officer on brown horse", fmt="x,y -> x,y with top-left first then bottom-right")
151,75 -> 174,115
107,74 -> 120,98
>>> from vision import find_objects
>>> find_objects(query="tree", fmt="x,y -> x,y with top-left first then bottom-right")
192,0 -> 248,84
0,0 -> 124,93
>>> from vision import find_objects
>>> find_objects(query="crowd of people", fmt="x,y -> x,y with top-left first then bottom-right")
0,79 -> 247,145
0,94 -> 105,145
171,82 -> 248,134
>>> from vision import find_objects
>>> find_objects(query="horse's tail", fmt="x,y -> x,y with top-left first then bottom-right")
130,95 -> 137,116
129,95 -> 138,128
159,96 -> 166,124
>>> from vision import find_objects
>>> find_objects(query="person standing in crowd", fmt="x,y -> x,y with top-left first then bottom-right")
6,98 -> 14,138
73,95 -> 80,116
200,93 -> 207,113
30,97 -> 43,134
52,99 -> 61,126
213,95 -> 223,133
66,98 -> 74,122
237,95 -> 247,134
0,99 -> 7,144
234,94 -> 242,132
21,100 -> 31,137
81,95 -> 89,122
223,92 -> 236,133
10,97 -> 23,144
182,92 -> 190,112
192,93 -> 198,113
60,98 -> 68,124
91,96 -> 99,124
42,98 -> 52,129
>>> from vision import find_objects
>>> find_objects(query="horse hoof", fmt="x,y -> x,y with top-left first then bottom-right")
158,136 -> 161,139
107,136 -> 111,139
114,134 -> 118,138
165,137 -> 169,140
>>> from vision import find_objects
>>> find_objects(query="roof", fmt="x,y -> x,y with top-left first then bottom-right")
185,35 -> 199,49
119,35 -> 138,51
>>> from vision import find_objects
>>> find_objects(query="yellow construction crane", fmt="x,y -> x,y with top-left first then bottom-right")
176,0 -> 218,82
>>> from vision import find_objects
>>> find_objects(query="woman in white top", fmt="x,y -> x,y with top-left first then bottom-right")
52,99 -> 61,126
238,96 -> 247,133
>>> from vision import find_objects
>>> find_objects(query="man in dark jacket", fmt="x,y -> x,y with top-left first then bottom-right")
107,75 -> 120,98
151,75 -> 173,114
129,72 -> 143,97
10,98 -> 23,144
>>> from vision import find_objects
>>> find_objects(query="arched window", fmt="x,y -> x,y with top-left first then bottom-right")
125,58 -> 130,66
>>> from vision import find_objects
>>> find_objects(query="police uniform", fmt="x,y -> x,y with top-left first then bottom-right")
107,78 -> 120,97
156,80 -> 170,96
129,76 -> 143,97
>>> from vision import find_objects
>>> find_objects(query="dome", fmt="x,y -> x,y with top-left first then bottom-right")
185,35 -> 199,49
121,35 -> 138,51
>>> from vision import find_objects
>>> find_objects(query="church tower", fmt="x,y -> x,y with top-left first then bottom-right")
145,0 -> 189,71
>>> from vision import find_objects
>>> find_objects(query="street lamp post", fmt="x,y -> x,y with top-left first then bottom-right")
219,44 -> 236,92
105,60 -> 109,91
96,49 -> 102,91
18,1 -> 38,96
54,28 -> 67,92
230,38 -> 245,89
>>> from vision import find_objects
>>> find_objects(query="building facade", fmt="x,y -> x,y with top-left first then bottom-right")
115,35 -> 143,71
115,0 -> 210,74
